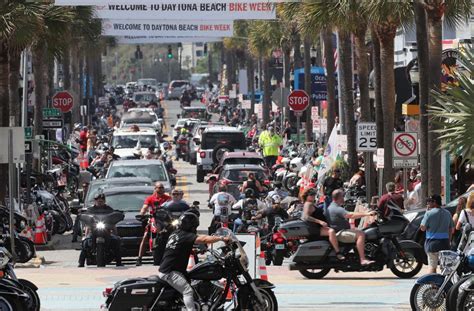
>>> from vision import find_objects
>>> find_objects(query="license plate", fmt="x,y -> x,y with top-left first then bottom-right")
275,244 -> 285,250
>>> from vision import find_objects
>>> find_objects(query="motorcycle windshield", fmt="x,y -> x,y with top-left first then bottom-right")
79,212 -> 124,227
214,228 -> 249,272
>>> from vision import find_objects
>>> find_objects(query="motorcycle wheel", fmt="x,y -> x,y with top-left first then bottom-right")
459,287 -> 474,311
272,251 -> 284,266
18,280 -> 41,311
409,282 -> 447,311
298,268 -> 330,279
283,175 -> 299,193
96,243 -> 106,267
237,288 -> 278,311
390,249 -> 423,278
446,275 -> 471,311
0,297 -> 23,311
64,213 -> 74,231
18,237 -> 36,262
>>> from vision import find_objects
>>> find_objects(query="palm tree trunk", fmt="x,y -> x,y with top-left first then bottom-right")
8,49 -> 21,126
33,42 -> 47,136
338,30 -> 358,174
293,33 -> 302,69
71,45 -> 81,125
322,27 -> 337,135
62,46 -> 71,90
377,28 -> 397,187
247,55 -> 256,118
262,57 -> 271,125
427,12 -> 443,195
283,45 -> 291,121
303,36 -> 312,142
208,44 -> 213,82
371,29 -> 384,149
0,41 -> 9,202
415,0 -> 430,208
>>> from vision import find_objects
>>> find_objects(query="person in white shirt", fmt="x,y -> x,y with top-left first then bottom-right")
208,184 -> 236,234
456,192 -> 474,231
406,176 -> 422,210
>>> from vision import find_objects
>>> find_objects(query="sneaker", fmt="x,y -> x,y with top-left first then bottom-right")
360,259 -> 375,266
78,263 -> 85,268
136,258 -> 142,266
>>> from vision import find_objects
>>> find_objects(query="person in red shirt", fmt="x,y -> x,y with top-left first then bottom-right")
377,182 -> 405,217
79,127 -> 88,152
136,182 -> 171,266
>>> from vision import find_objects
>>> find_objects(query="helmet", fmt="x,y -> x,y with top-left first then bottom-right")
270,194 -> 281,205
244,188 -> 255,199
179,212 -> 200,233
290,157 -> 304,172
180,128 -> 188,134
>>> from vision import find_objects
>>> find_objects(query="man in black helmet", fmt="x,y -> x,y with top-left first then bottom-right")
158,212 -> 230,311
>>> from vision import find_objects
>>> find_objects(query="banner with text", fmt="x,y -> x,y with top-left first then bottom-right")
117,36 -> 223,44
56,0 -> 296,5
102,20 -> 233,37
95,2 -> 275,20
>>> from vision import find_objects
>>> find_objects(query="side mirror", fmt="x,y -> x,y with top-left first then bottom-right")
193,201 -> 200,206
170,124 -> 175,128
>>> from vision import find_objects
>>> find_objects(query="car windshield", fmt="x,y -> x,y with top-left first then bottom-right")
103,192 -> 151,212
182,109 -> 207,120
85,181 -> 152,206
202,132 -> 246,150
446,189 -> 474,208
112,134 -> 157,149
172,81 -> 188,88
108,164 -> 167,181
223,158 -> 265,166
138,79 -> 157,86
222,169 -> 266,183
134,94 -> 157,102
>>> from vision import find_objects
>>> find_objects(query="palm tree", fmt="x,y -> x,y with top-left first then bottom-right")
321,27 -> 337,134
422,0 -> 471,195
365,0 -> 413,186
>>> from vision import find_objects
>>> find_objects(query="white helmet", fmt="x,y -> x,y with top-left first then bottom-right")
290,157 -> 303,172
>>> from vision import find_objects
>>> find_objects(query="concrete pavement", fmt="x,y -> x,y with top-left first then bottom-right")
14,99 -> 418,310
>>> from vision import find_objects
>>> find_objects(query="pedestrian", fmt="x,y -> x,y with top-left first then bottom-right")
452,196 -> 468,249
377,182 -> 404,217
406,174 -> 422,210
322,167 -> 343,209
283,120 -> 292,141
455,192 -> 474,231
420,194 -> 454,274
258,125 -> 282,168
79,127 -> 88,153
394,170 -> 404,194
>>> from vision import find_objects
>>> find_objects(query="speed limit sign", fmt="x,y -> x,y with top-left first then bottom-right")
357,122 -> 377,152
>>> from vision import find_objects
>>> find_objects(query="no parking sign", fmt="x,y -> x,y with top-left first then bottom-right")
392,132 -> 418,168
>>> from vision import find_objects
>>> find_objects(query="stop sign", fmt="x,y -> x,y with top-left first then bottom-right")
288,90 -> 310,112
52,91 -> 74,113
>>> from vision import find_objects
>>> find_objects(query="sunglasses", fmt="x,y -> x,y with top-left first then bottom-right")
156,186 -> 164,189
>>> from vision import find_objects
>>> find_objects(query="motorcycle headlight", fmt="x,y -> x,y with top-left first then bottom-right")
439,250 -> 460,275
171,219 -> 179,227
96,221 -> 106,230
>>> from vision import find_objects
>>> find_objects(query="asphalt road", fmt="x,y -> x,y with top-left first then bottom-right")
15,99 -> 419,310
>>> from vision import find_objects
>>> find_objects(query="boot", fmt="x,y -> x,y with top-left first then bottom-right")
136,257 -> 142,266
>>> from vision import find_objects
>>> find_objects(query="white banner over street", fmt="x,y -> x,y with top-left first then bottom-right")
102,19 -> 233,37
116,36 -> 223,44
95,2 -> 275,20
56,0 -> 298,5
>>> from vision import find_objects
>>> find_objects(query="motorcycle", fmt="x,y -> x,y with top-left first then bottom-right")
102,228 -> 278,311
280,206 -> 427,279
0,207 -> 36,264
264,217 -> 298,266
78,211 -> 124,267
410,224 -> 474,311
175,135 -> 190,162
0,247 -> 40,311
447,274 -> 474,311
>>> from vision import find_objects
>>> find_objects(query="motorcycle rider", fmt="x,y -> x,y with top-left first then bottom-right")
322,168 -> 344,209
241,172 -> 264,196
232,188 -> 266,232
158,212 -> 231,311
325,189 -> 376,266
208,184 -> 236,234
78,193 -> 122,267
180,90 -> 192,106
136,182 -> 172,266
252,193 -> 289,230
163,189 -> 190,213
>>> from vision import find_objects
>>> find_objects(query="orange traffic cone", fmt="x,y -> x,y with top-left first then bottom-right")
186,254 -> 196,271
34,215 -> 47,245
257,250 -> 268,281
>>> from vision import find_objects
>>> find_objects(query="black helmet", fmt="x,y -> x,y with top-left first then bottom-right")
244,188 -> 255,198
179,212 -> 200,233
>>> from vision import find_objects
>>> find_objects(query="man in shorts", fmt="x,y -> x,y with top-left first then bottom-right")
420,194 -> 454,273
325,189 -> 376,266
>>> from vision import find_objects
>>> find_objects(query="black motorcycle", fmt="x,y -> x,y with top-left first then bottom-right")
0,207 -> 36,264
78,211 -> 124,267
0,247 -> 40,311
103,228 -> 278,311
280,206 -> 427,279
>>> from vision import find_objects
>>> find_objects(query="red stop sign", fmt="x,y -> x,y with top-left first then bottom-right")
52,91 -> 74,113
288,90 -> 310,112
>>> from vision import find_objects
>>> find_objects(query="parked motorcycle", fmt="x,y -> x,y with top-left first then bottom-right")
0,247 -> 40,311
103,228 -> 278,311
280,206 -> 426,279
409,224 -> 474,311
448,274 -> 474,310
0,207 -> 36,264
78,211 -> 124,267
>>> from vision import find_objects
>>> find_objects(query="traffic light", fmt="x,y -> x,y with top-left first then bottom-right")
167,45 -> 173,59
203,43 -> 208,56
135,45 -> 143,60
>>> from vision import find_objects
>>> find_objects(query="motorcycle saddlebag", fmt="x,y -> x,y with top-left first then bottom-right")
279,220 -> 312,239
108,277 -> 177,311
292,240 -> 332,263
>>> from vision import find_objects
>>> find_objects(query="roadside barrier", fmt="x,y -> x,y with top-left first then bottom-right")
34,214 -> 47,245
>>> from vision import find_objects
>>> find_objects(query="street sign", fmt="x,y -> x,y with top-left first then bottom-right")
42,108 -> 61,119
52,91 -> 74,113
0,127 -> 25,163
288,90 -> 310,112
311,106 -> 319,120
393,132 -> 418,168
24,127 -> 33,140
320,119 -> 328,134
25,141 -> 32,153
376,148 -> 384,169
43,119 -> 63,129
336,134 -> 347,152
312,117 -> 320,129
357,122 -> 377,152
